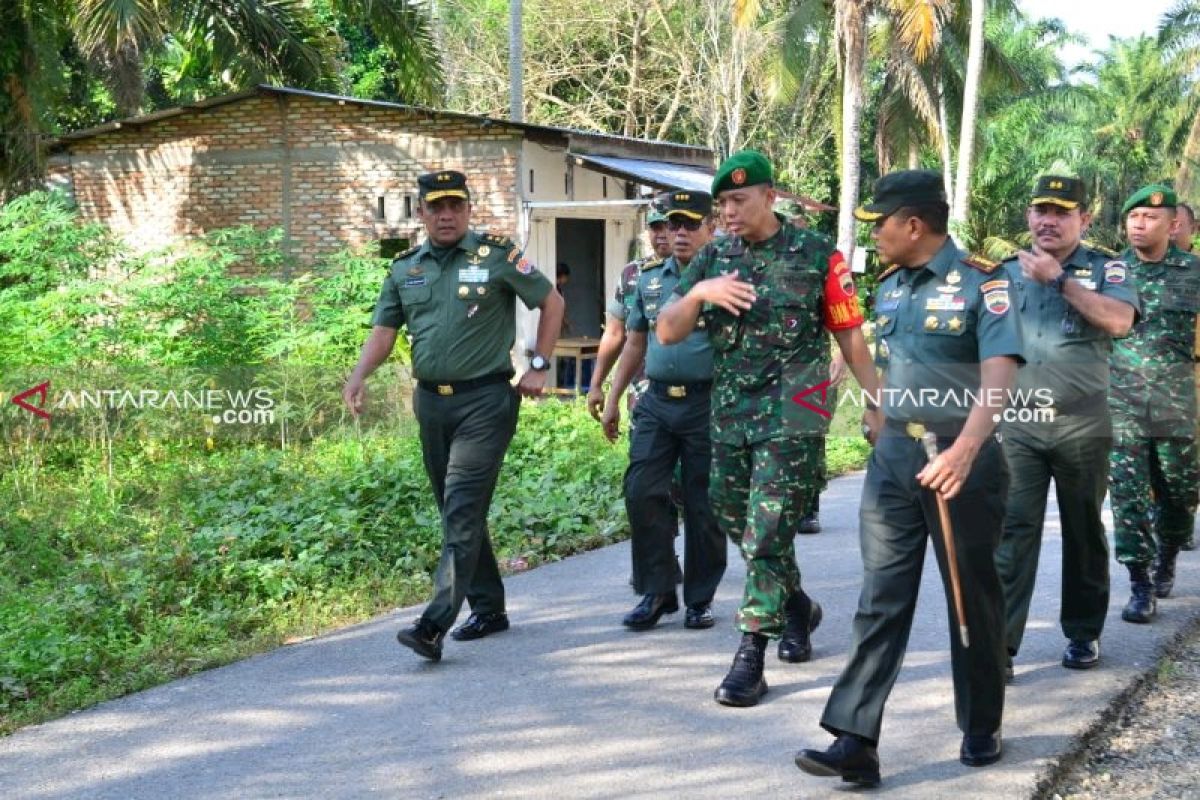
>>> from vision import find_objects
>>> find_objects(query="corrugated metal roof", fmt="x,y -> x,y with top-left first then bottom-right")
572,154 -> 714,192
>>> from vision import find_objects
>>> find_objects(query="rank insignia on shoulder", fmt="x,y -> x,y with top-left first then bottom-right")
877,264 -> 903,282
393,245 -> 420,265
963,254 -> 1000,273
1084,240 -> 1119,258
480,232 -> 513,248
640,257 -> 664,272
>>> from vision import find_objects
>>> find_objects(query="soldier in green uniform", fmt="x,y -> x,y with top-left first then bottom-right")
601,190 -> 727,629
1109,184 -> 1200,623
343,170 -> 564,662
587,209 -> 672,419
994,175 -> 1139,676
657,150 -> 883,707
796,170 -> 1023,785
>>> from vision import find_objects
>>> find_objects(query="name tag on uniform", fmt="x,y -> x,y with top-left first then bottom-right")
926,295 -> 965,312
459,267 -> 489,283
404,277 -> 427,287
1077,279 -> 1097,291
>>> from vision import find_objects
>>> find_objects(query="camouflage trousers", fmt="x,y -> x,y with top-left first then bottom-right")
1110,410 -> 1199,566
711,435 -> 824,637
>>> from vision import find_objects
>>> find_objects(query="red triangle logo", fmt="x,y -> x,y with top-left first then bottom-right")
12,381 -> 51,420
791,379 -> 833,419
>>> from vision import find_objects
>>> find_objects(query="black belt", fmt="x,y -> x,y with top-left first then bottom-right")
647,379 -> 713,399
418,371 -> 513,397
884,417 -> 964,440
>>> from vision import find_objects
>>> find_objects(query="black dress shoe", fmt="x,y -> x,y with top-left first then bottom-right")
1062,638 -> 1099,670
960,731 -> 1002,767
396,619 -> 445,662
714,634 -> 768,707
1182,535 -> 1197,552
450,612 -> 510,641
797,513 -> 821,534
778,600 -> 822,663
684,604 -> 715,629
622,592 -> 679,630
1005,654 -> 1014,684
794,734 -> 881,787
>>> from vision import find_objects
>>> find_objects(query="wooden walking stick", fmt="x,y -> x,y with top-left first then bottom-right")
920,431 -> 970,648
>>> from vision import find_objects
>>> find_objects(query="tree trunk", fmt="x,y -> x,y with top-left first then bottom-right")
1175,99 -> 1200,201
836,0 -> 868,257
908,138 -> 919,169
950,0 -> 985,229
509,0 -> 523,122
937,76 -> 954,200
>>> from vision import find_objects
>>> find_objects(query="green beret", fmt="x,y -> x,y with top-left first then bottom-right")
712,150 -> 773,195
1122,183 -> 1177,216
646,209 -> 668,226
418,170 -> 469,202
855,170 -> 946,221
663,190 -> 713,220
1030,174 -> 1086,210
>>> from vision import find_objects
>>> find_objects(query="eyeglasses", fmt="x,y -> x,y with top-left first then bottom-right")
667,218 -> 703,232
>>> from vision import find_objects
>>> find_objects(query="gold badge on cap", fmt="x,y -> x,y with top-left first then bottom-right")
1151,191 -> 1164,205
732,168 -> 747,186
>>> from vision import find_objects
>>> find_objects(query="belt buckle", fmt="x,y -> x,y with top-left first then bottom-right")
905,422 -> 926,440
437,384 -> 454,396
667,385 -> 687,398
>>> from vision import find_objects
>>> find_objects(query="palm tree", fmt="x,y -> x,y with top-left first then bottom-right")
1159,0 -> 1200,199
949,0 -> 985,227
834,0 -> 869,255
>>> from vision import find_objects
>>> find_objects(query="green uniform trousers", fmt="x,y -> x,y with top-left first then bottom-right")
821,432 -> 1007,743
414,381 -> 519,632
710,436 -> 822,637
1109,411 -> 1198,567
996,411 -> 1111,655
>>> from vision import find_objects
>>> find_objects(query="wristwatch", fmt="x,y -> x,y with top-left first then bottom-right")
530,354 -> 551,371
1048,271 -> 1067,293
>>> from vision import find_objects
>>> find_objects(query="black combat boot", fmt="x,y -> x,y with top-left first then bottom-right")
778,592 -> 823,663
1153,545 -> 1180,599
714,633 -> 768,707
1121,565 -> 1156,624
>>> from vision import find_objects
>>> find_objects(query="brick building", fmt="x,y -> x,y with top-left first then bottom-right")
46,86 -> 718,359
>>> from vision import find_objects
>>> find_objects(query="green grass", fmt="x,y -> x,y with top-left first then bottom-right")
0,396 -> 870,735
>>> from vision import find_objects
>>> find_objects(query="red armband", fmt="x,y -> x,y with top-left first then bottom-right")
822,251 -> 864,330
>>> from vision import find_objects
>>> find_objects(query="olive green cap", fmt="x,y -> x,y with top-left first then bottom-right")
711,150 -> 773,195
1122,183 -> 1177,216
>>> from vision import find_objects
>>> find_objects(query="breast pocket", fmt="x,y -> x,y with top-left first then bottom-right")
398,284 -> 436,336
768,274 -> 818,348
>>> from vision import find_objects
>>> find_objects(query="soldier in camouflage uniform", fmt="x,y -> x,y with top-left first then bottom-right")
587,208 -> 673,419
1109,184 -> 1200,623
657,150 -> 883,708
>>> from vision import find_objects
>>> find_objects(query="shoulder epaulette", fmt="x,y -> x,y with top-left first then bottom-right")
640,257 -> 665,272
480,232 -> 514,248
962,253 -> 1000,273
392,245 -> 420,265
877,264 -> 903,282
1083,240 -> 1119,258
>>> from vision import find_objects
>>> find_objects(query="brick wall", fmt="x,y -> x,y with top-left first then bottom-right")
58,93 -> 525,274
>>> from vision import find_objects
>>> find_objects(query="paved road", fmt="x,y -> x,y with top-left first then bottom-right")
2,471 -> 1198,799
